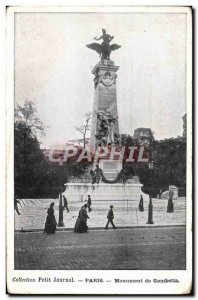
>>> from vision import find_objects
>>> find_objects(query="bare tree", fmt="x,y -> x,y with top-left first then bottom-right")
75,111 -> 91,148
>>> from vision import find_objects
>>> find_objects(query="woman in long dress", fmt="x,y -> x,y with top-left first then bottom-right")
74,204 -> 90,233
44,202 -> 57,234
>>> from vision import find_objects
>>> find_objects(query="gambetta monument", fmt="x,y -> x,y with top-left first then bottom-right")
87,29 -> 120,152
63,29 -> 149,201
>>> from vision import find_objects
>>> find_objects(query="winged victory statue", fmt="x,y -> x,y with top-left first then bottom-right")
86,29 -> 121,60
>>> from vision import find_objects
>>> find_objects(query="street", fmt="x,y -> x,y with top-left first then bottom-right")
14,226 -> 186,270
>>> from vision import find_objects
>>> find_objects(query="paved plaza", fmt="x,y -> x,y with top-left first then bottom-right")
14,197 -> 186,270
14,227 -> 186,270
14,198 -> 186,231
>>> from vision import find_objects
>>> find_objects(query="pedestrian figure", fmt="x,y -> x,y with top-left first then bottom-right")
74,204 -> 90,233
138,195 -> 144,212
105,205 -> 116,229
95,164 -> 103,184
167,196 -> 174,213
63,195 -> 69,212
44,202 -> 57,234
87,195 -> 92,212
90,170 -> 96,184
14,198 -> 22,215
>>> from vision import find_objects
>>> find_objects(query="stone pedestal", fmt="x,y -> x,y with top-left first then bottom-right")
90,59 -> 120,152
64,179 -> 149,202
98,160 -> 122,180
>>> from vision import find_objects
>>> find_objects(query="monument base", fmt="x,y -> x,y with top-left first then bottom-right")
63,179 -> 149,202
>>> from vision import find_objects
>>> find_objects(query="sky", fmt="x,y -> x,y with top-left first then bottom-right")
15,12 -> 187,147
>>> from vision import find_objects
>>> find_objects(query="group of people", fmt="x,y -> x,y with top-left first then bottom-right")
74,202 -> 116,232
16,192 -> 174,235
90,164 -> 103,184
43,194 -> 116,234
95,109 -> 119,146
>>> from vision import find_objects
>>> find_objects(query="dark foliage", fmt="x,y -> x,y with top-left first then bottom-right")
138,138 -> 186,197
14,101 -> 86,198
120,133 -> 135,146
14,121 -> 87,198
121,133 -> 186,197
14,121 -> 65,198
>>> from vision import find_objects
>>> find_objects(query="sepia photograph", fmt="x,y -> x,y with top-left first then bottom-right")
6,5 -> 192,295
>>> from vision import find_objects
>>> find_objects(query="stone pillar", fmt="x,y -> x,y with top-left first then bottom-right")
90,59 -> 120,152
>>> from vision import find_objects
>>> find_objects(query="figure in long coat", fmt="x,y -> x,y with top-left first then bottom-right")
138,195 -> 144,212
74,204 -> 90,233
44,202 -> 57,234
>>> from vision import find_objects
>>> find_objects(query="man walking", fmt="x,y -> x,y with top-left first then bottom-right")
63,195 -> 69,212
14,198 -> 22,215
87,195 -> 92,212
105,205 -> 116,229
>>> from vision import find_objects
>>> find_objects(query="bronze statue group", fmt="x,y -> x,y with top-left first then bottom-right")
95,109 -> 120,147
43,195 -> 116,234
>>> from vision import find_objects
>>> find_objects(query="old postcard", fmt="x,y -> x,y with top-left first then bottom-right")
6,6 -> 192,295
